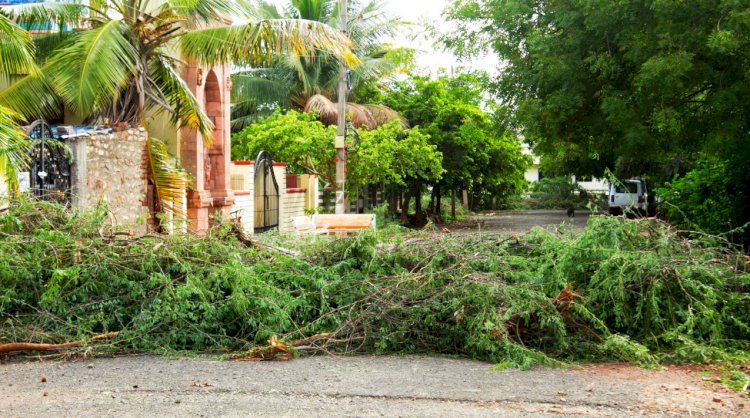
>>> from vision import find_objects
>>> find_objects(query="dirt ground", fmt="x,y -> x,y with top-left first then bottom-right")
1,355 -> 746,417
447,210 -> 591,235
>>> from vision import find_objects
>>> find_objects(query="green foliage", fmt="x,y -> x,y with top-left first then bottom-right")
0,107 -> 30,194
348,122 -> 444,190
383,73 -> 530,211
231,0 -> 413,129
231,110 -> 444,194
528,177 -> 589,210
2,201 -> 748,369
442,0 -> 750,234
657,156 -> 749,240
232,110 -> 337,184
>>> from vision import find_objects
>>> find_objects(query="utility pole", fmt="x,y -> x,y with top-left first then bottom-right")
335,0 -> 347,214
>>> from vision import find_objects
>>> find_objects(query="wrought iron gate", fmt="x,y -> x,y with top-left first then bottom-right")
254,151 -> 279,233
25,120 -> 72,203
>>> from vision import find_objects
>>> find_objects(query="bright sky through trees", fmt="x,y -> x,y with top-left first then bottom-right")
266,0 -> 496,74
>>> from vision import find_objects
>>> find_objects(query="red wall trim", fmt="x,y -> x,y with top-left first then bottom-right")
233,191 -> 251,196
286,188 -> 306,194
232,160 -> 287,167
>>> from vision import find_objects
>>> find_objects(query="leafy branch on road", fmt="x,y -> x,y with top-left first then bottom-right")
1,200 -> 748,369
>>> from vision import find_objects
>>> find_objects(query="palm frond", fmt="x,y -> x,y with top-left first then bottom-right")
180,19 -> 359,68
346,102 -> 378,130
230,107 -> 276,131
241,0 -> 283,19
32,31 -> 77,65
363,104 -> 408,128
149,55 -> 214,146
0,106 -> 30,194
47,19 -> 138,115
157,0 -> 239,26
232,70 -> 292,106
3,1 -> 88,32
303,93 -> 338,124
0,68 -> 62,121
147,136 -> 188,218
303,94 -> 405,129
0,14 -> 37,77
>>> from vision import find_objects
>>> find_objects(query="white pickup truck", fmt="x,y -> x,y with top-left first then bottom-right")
608,178 -> 649,215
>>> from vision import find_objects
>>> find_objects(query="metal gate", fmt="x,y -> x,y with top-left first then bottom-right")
24,120 -> 72,203
254,151 -> 279,233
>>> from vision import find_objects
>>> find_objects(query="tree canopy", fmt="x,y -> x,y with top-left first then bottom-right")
231,109 -> 443,194
442,0 -> 750,236
442,0 -> 750,181
383,72 -> 530,210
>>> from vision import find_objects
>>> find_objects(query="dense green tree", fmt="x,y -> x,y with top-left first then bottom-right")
348,121 -> 443,193
231,110 -> 443,201
383,73 -> 530,214
231,110 -> 338,185
442,0 -> 750,233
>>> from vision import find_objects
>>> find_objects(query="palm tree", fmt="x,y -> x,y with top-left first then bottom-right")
0,12 -> 36,194
0,0 -> 356,214
231,0 -> 409,130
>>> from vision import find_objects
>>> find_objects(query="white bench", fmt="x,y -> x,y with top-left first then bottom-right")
292,214 -> 376,235
291,216 -> 329,235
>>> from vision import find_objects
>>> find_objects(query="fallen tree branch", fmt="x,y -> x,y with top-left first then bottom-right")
230,219 -> 300,257
0,332 -> 120,356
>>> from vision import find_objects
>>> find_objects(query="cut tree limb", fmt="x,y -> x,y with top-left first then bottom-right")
0,332 -> 120,355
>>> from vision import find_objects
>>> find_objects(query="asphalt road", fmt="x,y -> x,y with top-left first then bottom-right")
448,210 -> 591,235
1,355 -> 745,417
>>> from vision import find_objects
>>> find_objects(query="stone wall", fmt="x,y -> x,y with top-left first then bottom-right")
66,128 -> 149,234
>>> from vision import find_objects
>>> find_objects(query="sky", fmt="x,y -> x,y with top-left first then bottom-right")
266,0 -> 497,75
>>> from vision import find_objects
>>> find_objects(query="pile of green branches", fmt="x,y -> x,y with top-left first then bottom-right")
1,200 -> 748,367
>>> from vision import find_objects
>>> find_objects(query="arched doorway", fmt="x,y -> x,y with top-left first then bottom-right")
181,64 -> 234,233
203,70 -> 226,196
254,151 -> 279,233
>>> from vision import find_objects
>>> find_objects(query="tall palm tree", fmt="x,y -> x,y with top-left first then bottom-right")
0,0 -> 356,214
0,12 -> 36,194
231,0 -> 409,130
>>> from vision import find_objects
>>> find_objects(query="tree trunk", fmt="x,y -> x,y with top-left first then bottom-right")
428,186 -> 436,214
451,189 -> 456,219
401,190 -> 411,223
436,184 -> 442,219
414,182 -> 422,214
462,189 -> 469,210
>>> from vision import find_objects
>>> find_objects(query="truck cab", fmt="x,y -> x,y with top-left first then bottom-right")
608,178 -> 649,215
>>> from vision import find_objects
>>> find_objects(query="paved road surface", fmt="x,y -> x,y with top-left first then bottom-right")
1,355 -> 745,417
449,210 -> 591,235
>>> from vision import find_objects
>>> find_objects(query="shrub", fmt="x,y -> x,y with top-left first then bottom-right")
528,176 -> 589,209
657,157 -> 748,240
